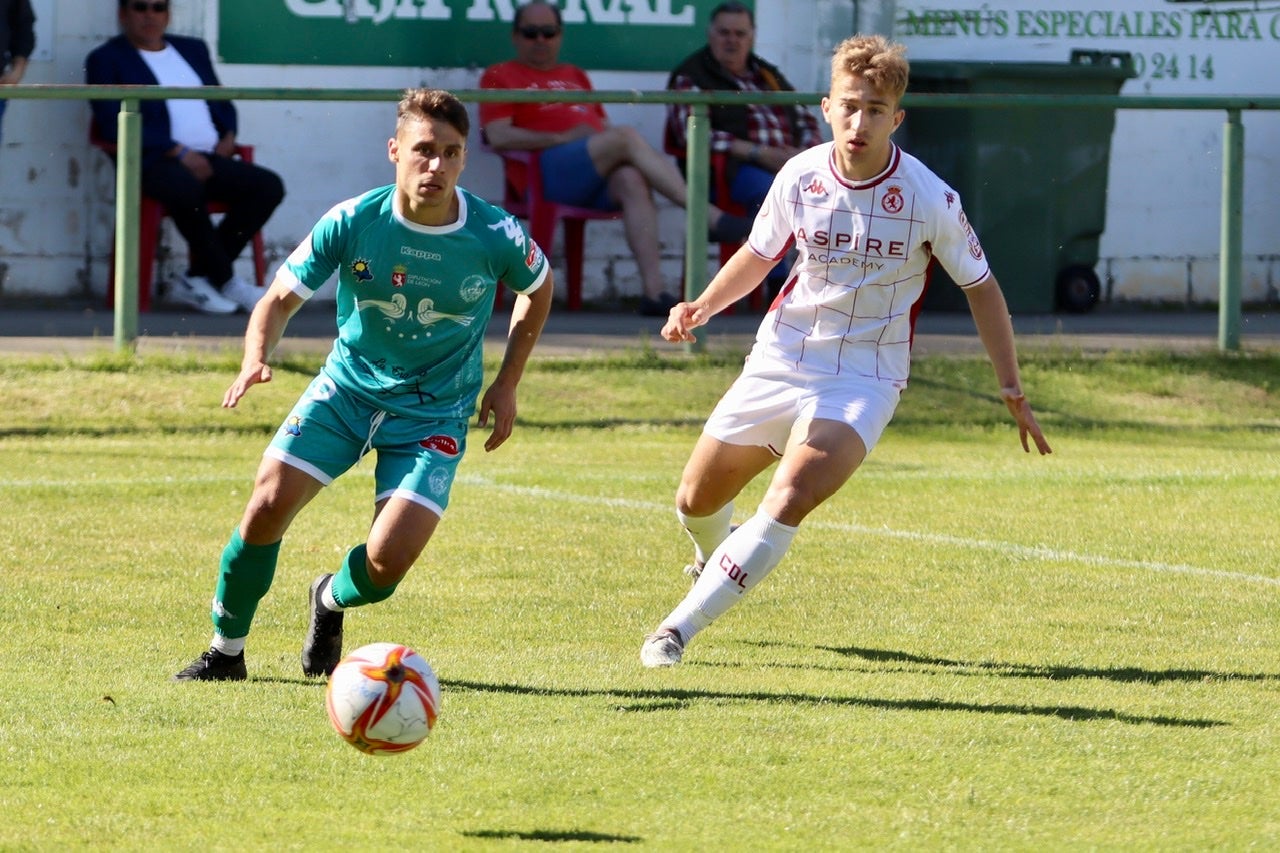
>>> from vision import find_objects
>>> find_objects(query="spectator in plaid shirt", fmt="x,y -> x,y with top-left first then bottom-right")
664,1 -> 822,216
482,0 -> 752,317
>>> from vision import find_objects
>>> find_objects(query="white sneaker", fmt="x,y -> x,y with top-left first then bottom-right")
640,627 -> 684,668
220,276 -> 264,313
167,275 -> 238,314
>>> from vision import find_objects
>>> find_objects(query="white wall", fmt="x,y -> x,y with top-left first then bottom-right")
891,0 -> 1280,305
5,0 -> 848,306
3,0 -> 1272,308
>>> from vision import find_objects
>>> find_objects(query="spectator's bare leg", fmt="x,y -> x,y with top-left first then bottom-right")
606,166 -> 669,301
587,126 -> 741,240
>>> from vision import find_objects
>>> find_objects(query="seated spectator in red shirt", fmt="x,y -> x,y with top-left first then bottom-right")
480,0 -> 749,317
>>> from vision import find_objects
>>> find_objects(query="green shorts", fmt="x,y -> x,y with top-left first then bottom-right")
266,371 -> 467,517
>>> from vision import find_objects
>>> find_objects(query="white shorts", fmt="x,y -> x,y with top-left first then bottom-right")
703,363 -> 902,457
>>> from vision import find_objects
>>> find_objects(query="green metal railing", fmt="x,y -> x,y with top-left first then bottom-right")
9,85 -> 1279,351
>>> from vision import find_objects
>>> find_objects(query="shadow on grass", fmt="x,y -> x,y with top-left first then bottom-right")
442,678 -> 1223,729
815,644 -> 1279,685
462,829 -> 641,844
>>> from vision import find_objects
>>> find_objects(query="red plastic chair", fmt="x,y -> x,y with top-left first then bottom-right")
93,134 -> 267,312
667,148 -> 763,314
708,151 -> 763,313
486,146 -> 622,311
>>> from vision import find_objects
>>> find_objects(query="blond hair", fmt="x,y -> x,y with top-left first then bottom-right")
830,35 -> 909,104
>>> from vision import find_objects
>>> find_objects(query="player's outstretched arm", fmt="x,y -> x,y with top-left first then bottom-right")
478,273 -> 554,451
661,246 -> 775,343
963,275 -> 1052,455
223,281 -> 305,409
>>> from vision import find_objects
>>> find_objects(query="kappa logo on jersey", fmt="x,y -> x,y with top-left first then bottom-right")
400,245 -> 442,262
489,214 -> 527,249
351,259 -> 374,282
803,177 -> 828,197
419,434 -> 460,457
391,266 -> 407,288
881,185 -> 904,214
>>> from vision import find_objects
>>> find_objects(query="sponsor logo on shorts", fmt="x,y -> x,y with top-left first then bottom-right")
429,468 -> 452,497
419,434 -> 459,457
283,415 -> 302,436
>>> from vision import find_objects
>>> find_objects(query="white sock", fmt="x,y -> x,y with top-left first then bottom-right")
320,578 -> 345,612
677,502 -> 735,567
665,510 -> 798,645
211,635 -> 245,656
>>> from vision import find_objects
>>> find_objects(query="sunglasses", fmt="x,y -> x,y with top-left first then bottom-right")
129,1 -> 169,12
518,25 -> 561,40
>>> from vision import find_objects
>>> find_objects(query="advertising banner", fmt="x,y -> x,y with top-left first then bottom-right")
893,0 -> 1280,94
218,0 -> 743,71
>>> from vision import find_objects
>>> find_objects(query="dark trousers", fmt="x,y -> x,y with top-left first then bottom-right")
141,154 -> 285,286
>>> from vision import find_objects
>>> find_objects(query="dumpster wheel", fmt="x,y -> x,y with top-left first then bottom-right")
1055,264 -> 1100,313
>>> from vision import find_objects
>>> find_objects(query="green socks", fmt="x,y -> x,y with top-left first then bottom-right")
328,544 -> 400,608
210,536 -> 398,639
211,528 -> 281,640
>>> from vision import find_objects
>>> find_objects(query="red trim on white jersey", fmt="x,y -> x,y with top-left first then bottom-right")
741,143 -> 990,386
825,144 -> 902,192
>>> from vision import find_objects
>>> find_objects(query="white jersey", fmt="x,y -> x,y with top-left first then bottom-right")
746,142 -> 990,386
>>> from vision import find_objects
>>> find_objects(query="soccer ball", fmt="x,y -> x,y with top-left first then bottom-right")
325,642 -> 440,755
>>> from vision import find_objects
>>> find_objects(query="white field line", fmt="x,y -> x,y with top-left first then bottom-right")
6,472 -> 1276,589
464,478 -> 1280,590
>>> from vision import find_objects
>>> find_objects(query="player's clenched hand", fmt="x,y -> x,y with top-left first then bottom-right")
477,382 -> 517,452
1001,390 -> 1052,455
661,301 -> 711,343
223,362 -> 272,409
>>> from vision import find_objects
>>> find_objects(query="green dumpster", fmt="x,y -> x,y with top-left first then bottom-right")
902,51 -> 1135,313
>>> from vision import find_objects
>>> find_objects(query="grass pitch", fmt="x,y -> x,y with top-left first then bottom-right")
1,347 -> 1277,849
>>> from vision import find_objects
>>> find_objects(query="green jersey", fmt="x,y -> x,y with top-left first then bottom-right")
280,184 -> 548,420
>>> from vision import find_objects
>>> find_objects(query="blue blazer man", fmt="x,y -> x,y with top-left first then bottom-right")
84,0 -> 284,313
87,33 -> 236,167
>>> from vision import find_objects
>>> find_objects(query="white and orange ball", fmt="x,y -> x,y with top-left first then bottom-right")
325,643 -> 440,755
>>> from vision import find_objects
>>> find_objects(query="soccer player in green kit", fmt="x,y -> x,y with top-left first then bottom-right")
173,88 -> 553,681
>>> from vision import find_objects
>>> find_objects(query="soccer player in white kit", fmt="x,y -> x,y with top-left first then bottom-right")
640,34 -> 1052,668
